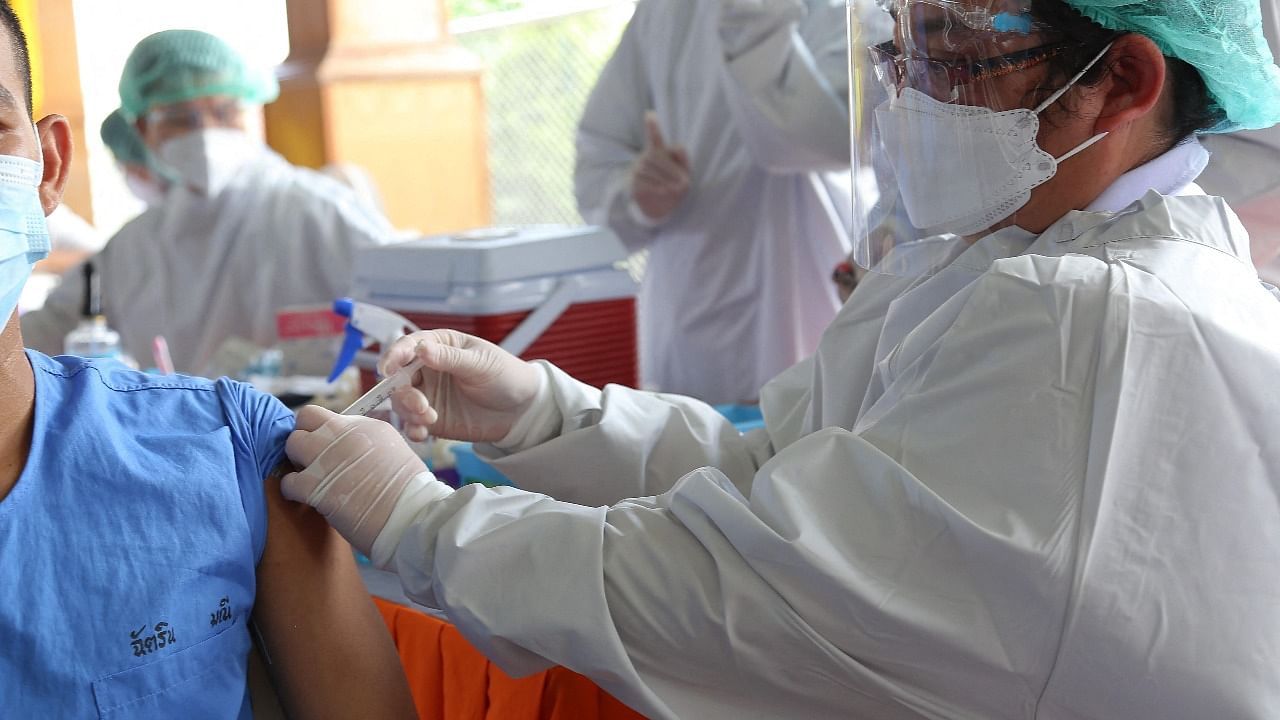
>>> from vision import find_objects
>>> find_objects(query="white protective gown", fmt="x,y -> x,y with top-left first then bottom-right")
379,142 -> 1280,719
21,148 -> 394,374
575,0 -> 853,403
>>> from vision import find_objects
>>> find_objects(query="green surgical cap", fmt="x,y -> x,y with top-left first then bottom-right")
118,29 -> 279,120
1064,0 -> 1280,132
99,108 -> 148,167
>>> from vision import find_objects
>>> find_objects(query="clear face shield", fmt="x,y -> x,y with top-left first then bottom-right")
846,0 -> 1111,277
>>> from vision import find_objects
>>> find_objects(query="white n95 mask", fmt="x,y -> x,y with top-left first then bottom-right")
874,43 -> 1112,237
0,148 -> 50,323
156,128 -> 260,197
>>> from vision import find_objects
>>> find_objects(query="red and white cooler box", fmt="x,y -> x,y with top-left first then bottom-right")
350,225 -> 639,389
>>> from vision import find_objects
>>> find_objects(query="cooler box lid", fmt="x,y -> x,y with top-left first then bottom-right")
354,225 -> 627,287
351,225 -> 635,315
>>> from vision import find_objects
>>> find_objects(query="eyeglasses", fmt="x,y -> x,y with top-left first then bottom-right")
146,98 -> 244,134
869,40 -> 1079,99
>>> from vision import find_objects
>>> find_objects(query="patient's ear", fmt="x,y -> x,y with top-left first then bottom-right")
35,114 -> 72,216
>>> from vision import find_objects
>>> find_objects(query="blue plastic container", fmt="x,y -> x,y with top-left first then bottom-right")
712,404 -> 765,433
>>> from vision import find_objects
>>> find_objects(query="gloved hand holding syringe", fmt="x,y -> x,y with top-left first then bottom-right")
329,299 -> 544,440
284,327 -> 543,566
365,330 -> 544,443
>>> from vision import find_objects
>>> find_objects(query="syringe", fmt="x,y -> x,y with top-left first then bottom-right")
342,360 -> 424,416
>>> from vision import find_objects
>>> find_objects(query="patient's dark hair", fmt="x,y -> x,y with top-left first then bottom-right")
0,2 -> 32,116
1028,0 -> 1223,148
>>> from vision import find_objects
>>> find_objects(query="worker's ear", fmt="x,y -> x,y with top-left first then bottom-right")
35,114 -> 72,217
1091,34 -> 1166,134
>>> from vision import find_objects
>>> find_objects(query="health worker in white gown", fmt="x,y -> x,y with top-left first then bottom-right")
21,30 -> 394,374
575,0 -> 855,403
282,1 -> 1280,718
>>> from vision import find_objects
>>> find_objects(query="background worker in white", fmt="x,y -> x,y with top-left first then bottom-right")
575,0 -> 852,403
283,0 -> 1280,717
21,30 -> 393,374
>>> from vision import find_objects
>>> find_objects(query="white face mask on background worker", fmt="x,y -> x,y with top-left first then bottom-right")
139,96 -> 260,197
155,128 -> 260,197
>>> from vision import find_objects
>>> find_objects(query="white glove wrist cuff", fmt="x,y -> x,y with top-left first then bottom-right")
370,471 -> 453,568
494,363 -> 560,452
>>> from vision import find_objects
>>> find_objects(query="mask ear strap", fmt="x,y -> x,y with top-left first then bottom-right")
32,122 -> 44,177
22,123 -> 52,257
1054,130 -> 1109,163
1033,41 -> 1116,115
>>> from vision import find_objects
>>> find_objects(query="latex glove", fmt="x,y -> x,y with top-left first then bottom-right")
380,329 -> 544,443
629,111 -> 691,224
283,406 -> 454,564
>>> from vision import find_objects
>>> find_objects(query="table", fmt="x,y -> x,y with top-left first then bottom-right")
363,567 -> 647,719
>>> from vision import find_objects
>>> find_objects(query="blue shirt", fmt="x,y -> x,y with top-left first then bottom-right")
0,351 -> 295,718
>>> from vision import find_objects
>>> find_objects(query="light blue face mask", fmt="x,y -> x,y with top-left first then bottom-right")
0,129 -> 50,325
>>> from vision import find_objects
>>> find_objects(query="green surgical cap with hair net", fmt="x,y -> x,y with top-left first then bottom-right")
1063,0 -> 1280,132
118,29 -> 279,121
99,108 -> 148,167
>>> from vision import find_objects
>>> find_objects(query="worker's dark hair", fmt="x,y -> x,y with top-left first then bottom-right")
0,1 -> 32,116
1027,0 -> 1223,149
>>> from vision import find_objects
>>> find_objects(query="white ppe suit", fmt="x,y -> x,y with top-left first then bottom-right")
376,142 -> 1280,719
575,0 -> 853,403
21,148 -> 393,374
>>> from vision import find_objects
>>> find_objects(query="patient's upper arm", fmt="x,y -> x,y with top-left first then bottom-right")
250,466 -> 416,719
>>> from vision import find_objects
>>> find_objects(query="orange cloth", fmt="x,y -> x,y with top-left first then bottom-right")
373,597 -> 647,720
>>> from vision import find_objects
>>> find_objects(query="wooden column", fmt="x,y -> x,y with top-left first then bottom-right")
266,0 -> 490,234
15,0 -> 94,222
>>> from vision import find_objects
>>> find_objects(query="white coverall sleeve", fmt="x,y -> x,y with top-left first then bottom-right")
715,0 -> 852,173
19,261 -> 87,355
393,428 -> 1065,719
477,362 -> 776,507
393,444 -> 927,720
573,5 -> 659,253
